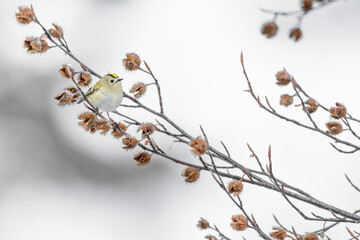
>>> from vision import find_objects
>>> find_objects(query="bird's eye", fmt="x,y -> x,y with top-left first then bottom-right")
110,79 -> 114,83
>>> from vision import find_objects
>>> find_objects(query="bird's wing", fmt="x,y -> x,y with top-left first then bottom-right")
77,85 -> 101,104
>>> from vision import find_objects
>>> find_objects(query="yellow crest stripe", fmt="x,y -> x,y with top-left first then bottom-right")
107,73 -> 118,78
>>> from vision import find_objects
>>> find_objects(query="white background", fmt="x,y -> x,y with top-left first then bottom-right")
1,0 -> 360,239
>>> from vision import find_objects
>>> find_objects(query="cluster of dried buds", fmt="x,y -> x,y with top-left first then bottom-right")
275,69 -> 346,136
261,0 -> 326,41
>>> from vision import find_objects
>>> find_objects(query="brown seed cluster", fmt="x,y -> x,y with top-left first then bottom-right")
289,28 -> 302,42
189,137 -> 207,155
270,227 -> 287,240
280,94 -> 293,107
48,23 -> 64,39
59,64 -> 75,78
54,87 -> 80,106
301,233 -> 319,240
182,167 -> 200,183
261,22 -> 278,38
133,152 -> 151,166
78,112 -> 100,133
122,137 -> 138,149
24,36 -> 49,54
197,218 -> 209,230
96,120 -> 111,135
304,99 -> 318,113
78,71 -> 92,87
205,235 -> 218,240
111,122 -> 127,138
15,6 -> 35,25
230,215 -> 248,231
330,103 -> 346,119
123,53 -> 141,71
228,180 -> 243,196
129,82 -> 147,98
302,0 -> 313,10
326,122 -> 343,135
138,123 -> 155,138
276,70 -> 291,86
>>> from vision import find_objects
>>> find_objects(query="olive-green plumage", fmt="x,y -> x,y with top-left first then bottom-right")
78,73 -> 123,112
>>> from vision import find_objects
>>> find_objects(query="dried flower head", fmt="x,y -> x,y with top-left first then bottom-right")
133,152 -> 151,166
182,167 -> 200,183
54,91 -> 75,106
24,36 -> 50,54
138,123 -> 155,138
304,99 -> 318,113
48,23 -> 64,39
122,137 -> 138,149
197,218 -> 209,230
129,82 -> 147,98
302,233 -> 319,240
280,94 -> 293,107
65,87 -> 78,94
78,112 -> 99,133
59,64 -> 74,78
261,22 -> 278,38
289,28 -> 302,41
96,120 -> 111,135
330,103 -> 346,119
302,0 -> 313,10
122,53 -> 141,71
111,122 -> 127,139
228,180 -> 244,196
15,6 -> 34,25
270,227 -> 287,240
275,70 -> 291,86
78,71 -> 92,87
326,122 -> 343,135
205,235 -> 218,240
230,215 -> 248,231
189,137 -> 207,155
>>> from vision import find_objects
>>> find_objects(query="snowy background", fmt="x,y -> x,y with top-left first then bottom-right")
1,0 -> 360,239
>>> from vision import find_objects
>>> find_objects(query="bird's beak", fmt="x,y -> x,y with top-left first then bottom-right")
115,78 -> 123,83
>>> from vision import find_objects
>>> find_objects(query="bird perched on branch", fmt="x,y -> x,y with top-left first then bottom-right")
78,73 -> 123,117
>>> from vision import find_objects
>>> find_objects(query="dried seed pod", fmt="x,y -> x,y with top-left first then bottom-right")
197,218 -> 209,230
275,70 -> 291,86
129,82 -> 147,98
96,120 -> 111,135
302,0 -> 313,10
270,227 -> 287,240
54,91 -> 75,106
289,28 -> 302,42
304,99 -> 318,113
230,215 -> 248,231
122,137 -> 138,149
182,167 -> 200,183
138,123 -> 155,138
205,235 -> 218,240
228,180 -> 243,196
78,112 -> 99,133
122,53 -> 141,71
48,23 -> 64,39
280,94 -> 293,107
261,22 -> 278,38
189,137 -> 207,155
59,64 -> 74,78
78,71 -> 92,87
111,122 -> 127,139
24,36 -> 50,54
326,122 -> 343,135
15,6 -> 34,25
330,103 -> 346,119
302,233 -> 319,240
133,152 -> 151,166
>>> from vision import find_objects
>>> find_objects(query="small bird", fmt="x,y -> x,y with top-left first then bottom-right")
78,73 -> 123,118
